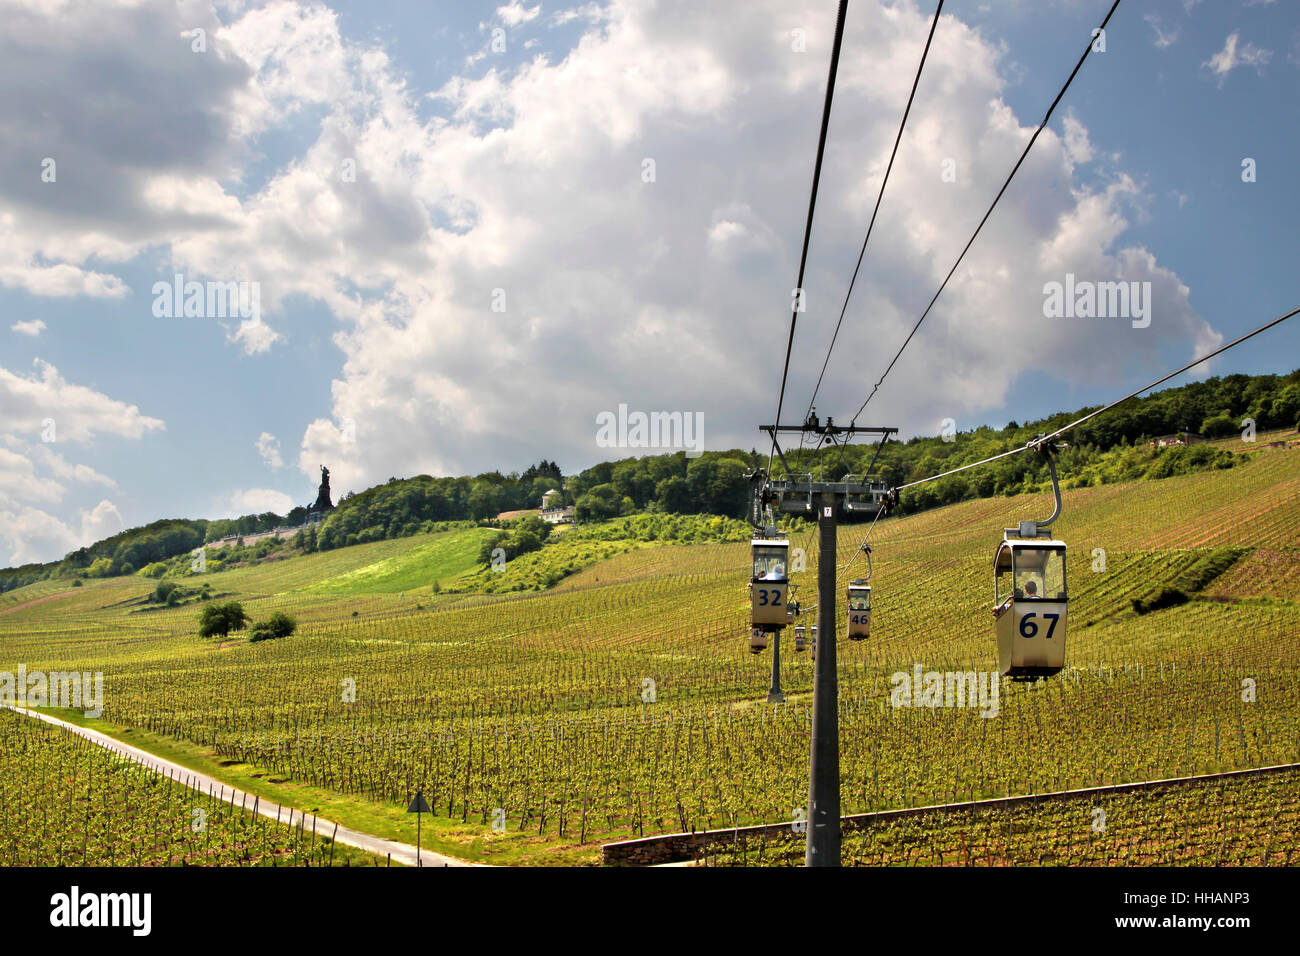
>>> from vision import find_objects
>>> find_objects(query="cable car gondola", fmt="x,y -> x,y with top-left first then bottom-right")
793,623 -> 807,653
993,439 -> 1067,678
809,624 -> 818,661
748,534 -> 790,653
847,579 -> 871,640
750,535 -> 789,627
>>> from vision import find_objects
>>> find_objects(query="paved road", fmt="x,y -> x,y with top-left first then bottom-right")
5,705 -> 476,868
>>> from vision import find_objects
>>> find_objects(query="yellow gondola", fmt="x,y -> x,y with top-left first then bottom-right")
749,535 -> 790,642
993,439 -> 1067,678
847,579 -> 871,640
994,537 -> 1067,677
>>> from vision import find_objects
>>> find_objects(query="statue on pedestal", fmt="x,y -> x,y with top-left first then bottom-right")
309,465 -> 334,515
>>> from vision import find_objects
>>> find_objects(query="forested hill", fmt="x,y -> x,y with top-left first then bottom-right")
2,369 -> 1297,592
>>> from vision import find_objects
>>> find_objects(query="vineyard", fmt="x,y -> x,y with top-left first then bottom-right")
697,766 -> 1300,866
0,448 -> 1297,864
0,709 -> 381,866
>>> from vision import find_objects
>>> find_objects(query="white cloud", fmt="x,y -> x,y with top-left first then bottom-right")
0,439 -> 119,563
261,0 -> 1215,494
1204,32 -> 1273,85
0,360 -> 164,443
10,319 -> 45,337
0,250 -> 129,299
498,2 -> 541,27
79,499 -> 124,546
0,358 -> 154,562
0,446 -> 63,507
257,431 -> 284,469
0,506 -> 79,566
0,499 -> 123,567
1143,14 -> 1177,49
230,318 -> 282,355
1062,112 -> 1093,165
219,487 -> 296,517
550,4 -> 606,28
706,203 -> 782,265
0,0 -> 253,308
0,0 -> 1221,528
28,443 -> 117,490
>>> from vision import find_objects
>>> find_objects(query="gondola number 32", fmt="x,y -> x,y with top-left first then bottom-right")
1019,612 -> 1060,639
755,588 -> 783,606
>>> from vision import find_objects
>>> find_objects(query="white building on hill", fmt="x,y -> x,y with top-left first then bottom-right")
540,489 -> 574,524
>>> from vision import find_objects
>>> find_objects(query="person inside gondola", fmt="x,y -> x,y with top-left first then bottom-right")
1024,580 -> 1038,598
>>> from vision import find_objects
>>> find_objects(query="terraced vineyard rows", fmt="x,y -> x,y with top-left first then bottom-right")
0,709 -> 378,866
699,766 -> 1300,866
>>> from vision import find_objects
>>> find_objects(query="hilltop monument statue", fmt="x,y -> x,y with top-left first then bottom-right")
309,465 -> 334,514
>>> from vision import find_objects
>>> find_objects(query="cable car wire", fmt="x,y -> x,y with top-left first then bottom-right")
820,300 -> 1296,624
768,0 -> 851,476
1036,305 -> 1300,446
838,501 -> 888,587
803,0 -> 945,423
894,302 -> 1300,494
849,0 -> 1123,426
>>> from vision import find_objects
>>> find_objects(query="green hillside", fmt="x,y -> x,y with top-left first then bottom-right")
1,445 -> 1296,864
4,369 -> 1297,599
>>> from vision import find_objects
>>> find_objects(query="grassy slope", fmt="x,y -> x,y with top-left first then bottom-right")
301,527 -> 500,595
0,447 -> 1297,864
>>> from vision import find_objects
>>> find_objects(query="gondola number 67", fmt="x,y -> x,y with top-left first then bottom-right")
1019,612 -> 1059,639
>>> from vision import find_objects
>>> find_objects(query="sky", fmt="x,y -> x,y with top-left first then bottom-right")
1,0 -> 1298,566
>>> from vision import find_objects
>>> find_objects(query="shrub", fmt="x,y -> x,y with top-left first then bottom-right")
1200,412 -> 1237,439
1132,588 -> 1190,615
249,612 -> 296,643
477,531 -> 507,565
86,557 -> 115,579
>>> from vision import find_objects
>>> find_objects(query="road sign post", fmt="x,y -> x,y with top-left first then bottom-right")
407,790 -> 432,867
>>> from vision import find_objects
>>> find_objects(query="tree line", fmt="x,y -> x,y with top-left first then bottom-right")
2,369 -> 1296,592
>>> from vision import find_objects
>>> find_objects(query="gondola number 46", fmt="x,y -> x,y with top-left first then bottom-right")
1019,612 -> 1060,639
